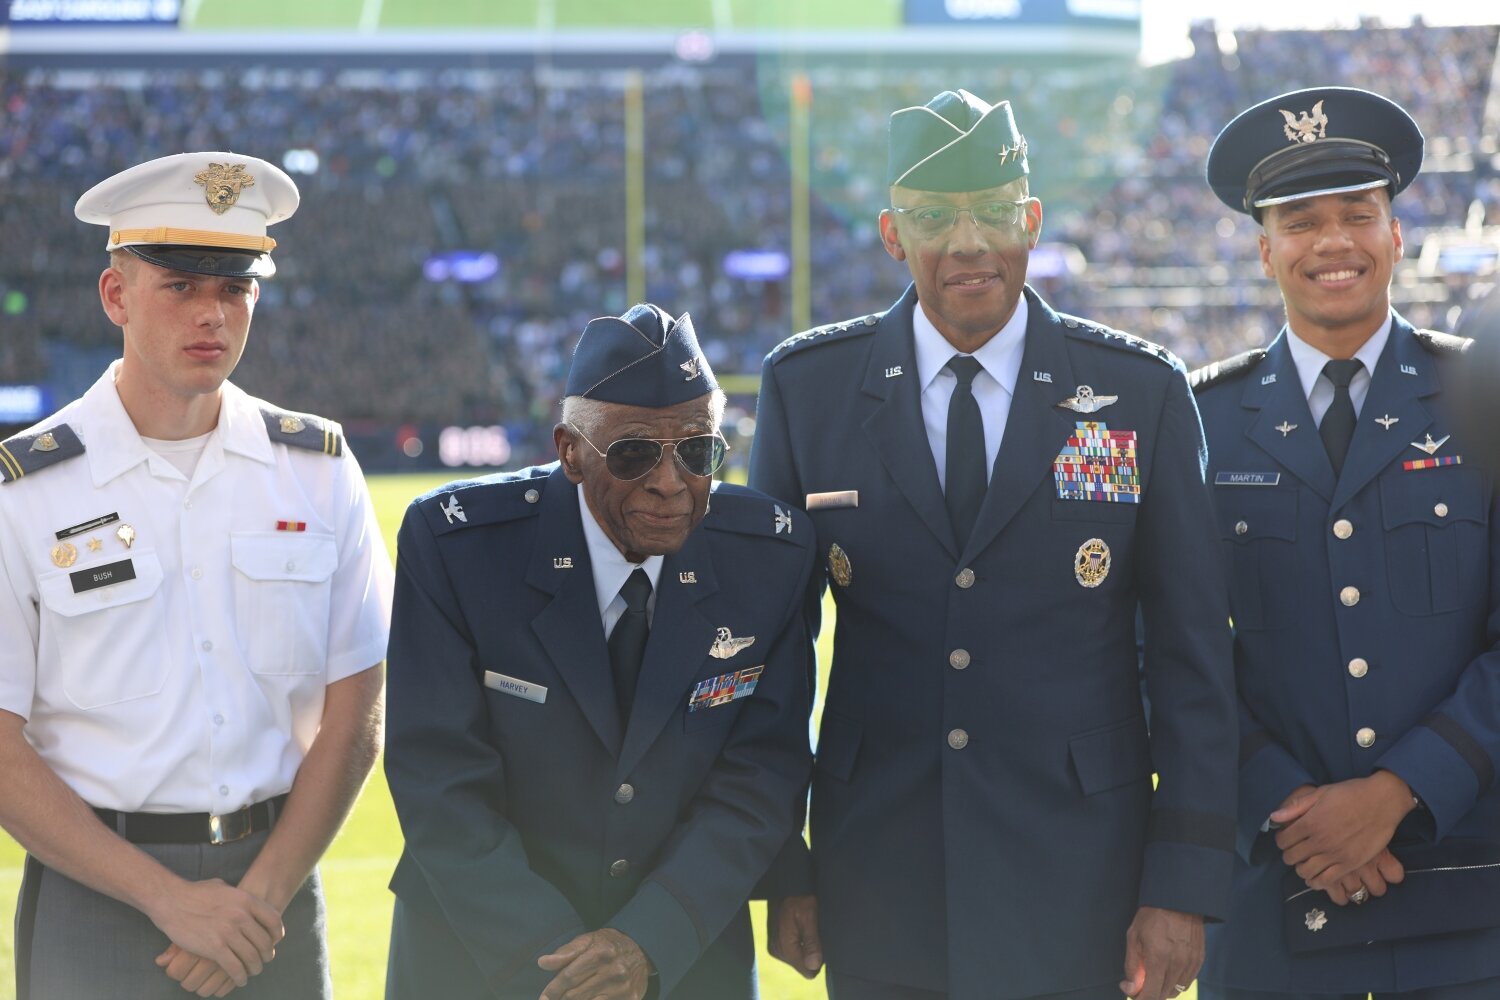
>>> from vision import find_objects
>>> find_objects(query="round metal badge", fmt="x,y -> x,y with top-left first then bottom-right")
1074,537 -> 1111,588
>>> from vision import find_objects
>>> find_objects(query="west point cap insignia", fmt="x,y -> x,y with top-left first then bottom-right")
680,357 -> 701,381
30,432 -> 59,453
710,627 -> 756,660
51,542 -> 78,568
1305,908 -> 1328,932
194,162 -> 256,216
280,415 -> 306,435
1412,433 -> 1450,456
1074,538 -> 1111,588
774,505 -> 793,535
829,543 -> 852,588
1057,385 -> 1118,415
1280,100 -> 1329,144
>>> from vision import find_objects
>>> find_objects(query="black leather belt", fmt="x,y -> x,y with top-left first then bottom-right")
92,794 -> 289,846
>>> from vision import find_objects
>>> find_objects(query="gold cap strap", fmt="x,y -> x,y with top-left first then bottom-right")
108,228 -> 277,252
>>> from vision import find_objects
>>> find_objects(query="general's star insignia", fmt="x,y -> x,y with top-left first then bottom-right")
1057,385 -> 1118,414
710,627 -> 755,659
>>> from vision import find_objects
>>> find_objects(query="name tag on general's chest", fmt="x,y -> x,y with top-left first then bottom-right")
70,558 -> 136,594
484,670 -> 548,704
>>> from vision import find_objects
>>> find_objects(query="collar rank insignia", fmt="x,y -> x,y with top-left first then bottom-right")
773,505 -> 793,534
679,571 -> 697,584
1275,421 -> 1298,438
680,357 -> 701,381
194,162 -> 256,216
1305,908 -> 1328,932
1280,100 -> 1328,144
710,627 -> 755,659
1412,433 -> 1449,456
1375,414 -> 1399,430
553,557 -> 573,569
30,432 -> 59,453
1057,385 -> 1117,414
441,494 -> 467,524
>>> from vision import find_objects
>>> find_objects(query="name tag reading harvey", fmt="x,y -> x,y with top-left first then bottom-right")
484,670 -> 548,704
70,559 -> 136,594
806,491 -> 858,510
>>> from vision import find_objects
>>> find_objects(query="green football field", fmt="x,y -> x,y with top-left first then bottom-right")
183,0 -> 902,31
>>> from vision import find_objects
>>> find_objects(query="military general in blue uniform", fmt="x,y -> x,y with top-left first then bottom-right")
748,89 -> 1238,1000
384,304 -> 817,1000
1194,87 -> 1500,1000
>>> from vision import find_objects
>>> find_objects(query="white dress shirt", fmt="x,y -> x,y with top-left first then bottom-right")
1284,315 -> 1392,425
578,484 -> 664,636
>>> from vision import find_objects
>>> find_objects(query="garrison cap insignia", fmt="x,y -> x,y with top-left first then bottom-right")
1074,538 -> 1111,588
261,406 -> 344,457
709,627 -> 756,660
1056,385 -> 1118,415
828,543 -> 853,588
194,162 -> 256,216
0,424 -> 85,484
1280,100 -> 1328,144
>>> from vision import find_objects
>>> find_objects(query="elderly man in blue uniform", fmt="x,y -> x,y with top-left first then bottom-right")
0,153 -> 392,999
1193,87 -> 1500,999
384,303 -> 817,1000
748,89 -> 1238,1000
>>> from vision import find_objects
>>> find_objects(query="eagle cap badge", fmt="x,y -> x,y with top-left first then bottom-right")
1280,100 -> 1328,144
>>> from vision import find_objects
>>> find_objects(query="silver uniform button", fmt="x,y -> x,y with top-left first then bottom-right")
1333,519 -> 1353,540
1434,502 -> 1449,518
955,568 -> 976,589
1356,727 -> 1376,748
609,859 -> 630,877
1340,586 -> 1360,607
525,489 -> 540,504
949,649 -> 971,670
1234,520 -> 1248,536
614,783 -> 635,805
947,728 -> 969,750
1348,657 -> 1369,678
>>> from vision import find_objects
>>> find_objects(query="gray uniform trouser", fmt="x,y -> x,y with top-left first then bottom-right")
14,828 -> 331,1000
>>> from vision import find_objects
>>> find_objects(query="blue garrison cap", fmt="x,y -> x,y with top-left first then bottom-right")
1207,87 -> 1423,217
565,303 -> 718,407
888,89 -> 1029,193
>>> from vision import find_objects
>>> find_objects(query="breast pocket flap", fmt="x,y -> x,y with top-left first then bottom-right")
1069,716 -> 1151,795
231,532 -> 337,582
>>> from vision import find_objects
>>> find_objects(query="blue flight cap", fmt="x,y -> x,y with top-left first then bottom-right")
565,303 -> 718,407
887,89 -> 1029,193
1207,86 -> 1423,217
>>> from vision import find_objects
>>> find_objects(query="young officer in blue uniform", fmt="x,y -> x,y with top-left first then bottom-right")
384,304 -> 817,1000
1194,87 -> 1500,999
748,89 -> 1237,1000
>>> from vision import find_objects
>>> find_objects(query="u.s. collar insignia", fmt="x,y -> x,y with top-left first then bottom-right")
1411,433 -> 1450,456
679,571 -> 697,584
1305,908 -> 1327,932
1280,100 -> 1327,144
1057,385 -> 1117,414
680,357 -> 701,381
773,505 -> 793,534
441,495 -> 467,524
710,627 -> 755,659
30,432 -> 59,453
194,162 -> 256,215
553,557 -> 573,569
1074,538 -> 1110,588
828,543 -> 852,588
279,415 -> 306,435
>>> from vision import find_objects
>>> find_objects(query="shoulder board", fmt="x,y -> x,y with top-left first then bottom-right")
1188,348 -> 1270,392
768,314 -> 880,362
702,484 -> 810,545
1414,329 -> 1473,356
0,424 -> 85,484
261,406 -> 344,457
1059,316 -> 1183,371
418,466 -> 552,536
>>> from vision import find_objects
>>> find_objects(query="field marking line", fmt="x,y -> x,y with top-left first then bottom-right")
182,0 -> 204,28
358,0 -> 383,32
712,0 -> 732,30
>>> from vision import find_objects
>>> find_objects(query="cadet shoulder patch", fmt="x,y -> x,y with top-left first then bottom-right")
1189,348 -> 1269,392
1414,329 -> 1473,356
767,313 -> 880,363
0,424 -> 85,484
703,483 -> 810,545
417,467 -> 552,535
260,406 -> 344,457
1061,317 -> 1184,371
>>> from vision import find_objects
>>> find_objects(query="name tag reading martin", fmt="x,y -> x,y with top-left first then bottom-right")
483,670 -> 548,704
70,558 -> 136,594
1215,472 -> 1282,486
806,491 -> 858,510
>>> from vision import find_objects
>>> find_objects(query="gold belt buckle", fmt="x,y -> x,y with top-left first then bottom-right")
208,806 -> 254,845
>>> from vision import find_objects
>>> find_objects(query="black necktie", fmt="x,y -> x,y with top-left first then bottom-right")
945,355 -> 987,547
1319,359 -> 1363,477
608,569 -> 652,725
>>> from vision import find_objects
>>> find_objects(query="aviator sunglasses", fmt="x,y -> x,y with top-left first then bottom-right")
566,423 -> 729,481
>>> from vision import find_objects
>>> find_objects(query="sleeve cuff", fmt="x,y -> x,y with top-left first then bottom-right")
607,879 -> 705,995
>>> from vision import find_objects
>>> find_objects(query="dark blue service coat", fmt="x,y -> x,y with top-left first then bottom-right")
384,465 -> 816,1000
1195,317 -> 1500,993
748,286 -> 1238,999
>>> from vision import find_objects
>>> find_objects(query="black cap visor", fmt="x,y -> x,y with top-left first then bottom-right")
1247,138 -> 1398,213
124,244 -> 275,279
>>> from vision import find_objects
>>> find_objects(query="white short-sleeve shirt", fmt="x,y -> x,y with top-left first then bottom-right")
0,364 -> 393,813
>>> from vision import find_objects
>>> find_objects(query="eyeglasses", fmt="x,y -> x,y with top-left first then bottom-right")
566,423 -> 729,481
890,199 -> 1033,238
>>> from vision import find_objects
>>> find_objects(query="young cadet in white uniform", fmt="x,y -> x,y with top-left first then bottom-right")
0,152 -> 393,1000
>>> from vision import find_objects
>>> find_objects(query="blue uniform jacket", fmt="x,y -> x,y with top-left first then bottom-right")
748,286 -> 1238,998
384,465 -> 816,1000
1195,316 -> 1500,992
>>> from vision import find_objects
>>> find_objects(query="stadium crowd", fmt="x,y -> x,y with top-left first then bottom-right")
1,17 -> 1496,465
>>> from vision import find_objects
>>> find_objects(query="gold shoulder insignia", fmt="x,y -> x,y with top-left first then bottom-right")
260,406 -> 344,457
0,424 -> 85,484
